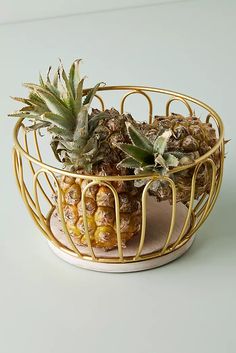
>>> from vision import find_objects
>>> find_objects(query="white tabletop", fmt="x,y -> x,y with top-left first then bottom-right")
0,1 -> 235,352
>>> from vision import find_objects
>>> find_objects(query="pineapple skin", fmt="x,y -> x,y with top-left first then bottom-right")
59,176 -> 141,250
141,114 -> 219,203
56,108 -> 143,251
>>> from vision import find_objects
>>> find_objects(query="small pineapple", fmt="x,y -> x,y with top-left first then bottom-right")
149,113 -> 219,202
117,118 -> 218,203
9,60 -> 141,250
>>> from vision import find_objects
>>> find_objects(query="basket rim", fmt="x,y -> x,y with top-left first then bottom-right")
13,85 -> 224,181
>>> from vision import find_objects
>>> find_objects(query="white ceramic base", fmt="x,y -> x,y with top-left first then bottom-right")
48,197 -> 195,272
48,236 -> 195,272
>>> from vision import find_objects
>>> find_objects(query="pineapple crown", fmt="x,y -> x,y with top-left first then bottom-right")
9,59 -> 110,171
117,122 -> 185,175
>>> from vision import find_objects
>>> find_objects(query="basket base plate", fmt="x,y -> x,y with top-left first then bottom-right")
48,236 -> 195,272
48,198 -> 195,272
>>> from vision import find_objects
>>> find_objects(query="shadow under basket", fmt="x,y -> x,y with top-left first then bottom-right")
12,85 -> 225,272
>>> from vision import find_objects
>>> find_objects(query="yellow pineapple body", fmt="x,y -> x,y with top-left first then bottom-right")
60,176 -> 141,250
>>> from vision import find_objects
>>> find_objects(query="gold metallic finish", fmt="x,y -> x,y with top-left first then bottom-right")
23,128 -> 53,207
135,178 -> 156,260
81,181 -> 96,260
160,177 -> 177,254
120,90 -> 153,124
81,181 -> 123,261
191,159 -> 217,234
166,96 -> 193,116
51,171 -> 84,259
33,130 -> 55,194
94,94 -> 105,111
12,85 -> 225,265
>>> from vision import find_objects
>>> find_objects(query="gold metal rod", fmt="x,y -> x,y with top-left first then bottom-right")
35,169 -> 84,259
23,129 -> 53,207
134,178 -> 154,260
13,147 -> 38,211
45,207 -> 83,253
189,159 -> 217,235
14,120 -> 224,180
206,114 -> 220,136
13,148 -> 42,221
81,182 -> 96,261
172,163 -> 200,248
12,85 -> 225,265
17,153 -> 51,240
197,143 -> 225,222
82,181 -> 124,262
33,130 -> 55,194
193,192 -> 208,213
94,94 -> 105,111
120,90 -> 153,124
166,97 -> 193,116
160,177 -> 177,254
12,148 -> 22,193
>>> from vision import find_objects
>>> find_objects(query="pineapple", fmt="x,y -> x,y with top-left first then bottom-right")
117,117 -> 218,203
148,113 -> 219,202
9,59 -> 141,250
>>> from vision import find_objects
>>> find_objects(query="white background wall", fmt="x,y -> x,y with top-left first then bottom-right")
0,0 -> 182,24
0,1 -> 235,353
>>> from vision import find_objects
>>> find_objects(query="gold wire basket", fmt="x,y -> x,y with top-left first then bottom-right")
12,86 -> 224,272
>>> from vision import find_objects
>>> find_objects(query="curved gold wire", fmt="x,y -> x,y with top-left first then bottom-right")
14,105 -> 223,180
134,178 -> 156,260
160,177 -> 177,254
166,97 -> 193,116
202,142 -> 224,219
12,85 -> 225,264
33,168 -> 83,257
33,130 -> 55,194
134,176 -> 176,259
120,90 -> 153,124
23,128 -> 53,207
188,159 -> 217,236
193,192 -> 208,214
82,180 -> 123,261
12,148 -> 23,194
13,148 -> 42,222
94,94 -> 105,111
172,162 -> 208,249
13,145 -> 39,213
16,152 -> 51,239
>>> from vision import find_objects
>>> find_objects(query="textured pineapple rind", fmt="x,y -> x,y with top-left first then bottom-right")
56,176 -> 142,250
141,114 -> 220,203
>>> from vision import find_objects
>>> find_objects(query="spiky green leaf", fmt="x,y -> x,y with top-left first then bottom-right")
83,82 -> 104,106
49,126 -> 73,139
153,129 -> 172,154
46,66 -> 52,83
35,88 -> 75,124
73,104 -> 89,141
50,140 -> 62,162
60,63 -> 74,102
88,111 -> 110,132
69,59 -> 81,98
74,77 -> 85,114
117,157 -> 141,169
42,112 -> 73,131
8,112 -> 39,119
118,144 -> 153,164
154,154 -> 167,169
26,121 -> 51,132
11,96 -> 31,105
39,73 -> 45,87
164,153 -> 179,167
126,122 -> 153,152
